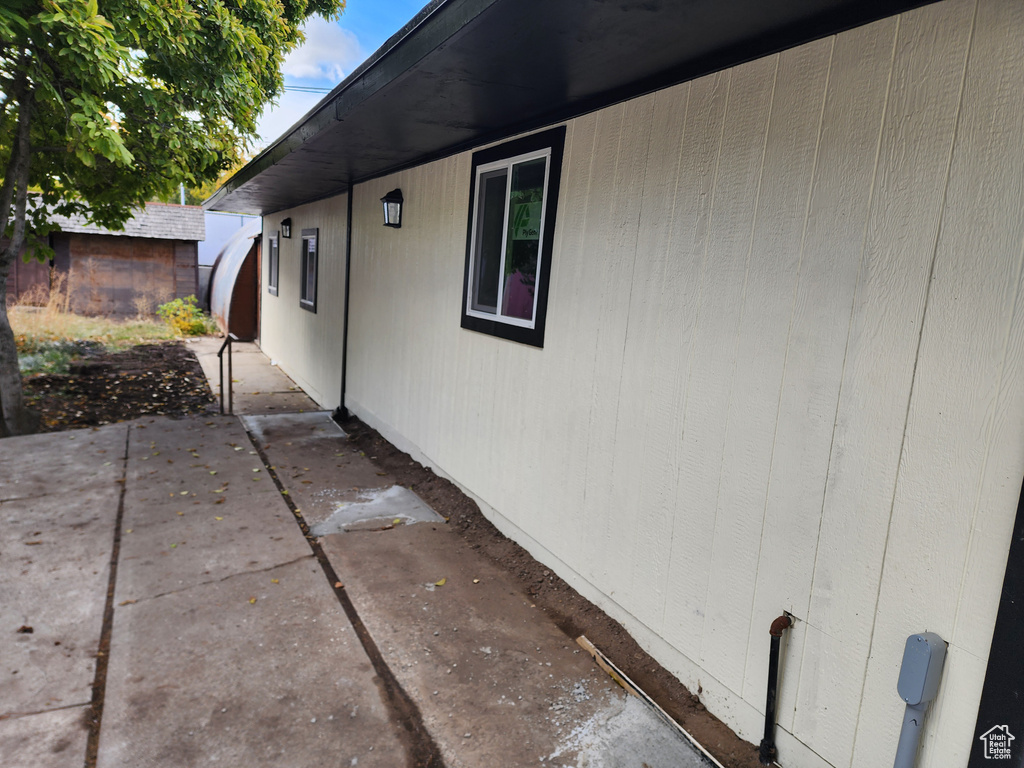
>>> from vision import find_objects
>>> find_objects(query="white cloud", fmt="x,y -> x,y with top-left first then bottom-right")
254,90 -> 325,149
282,17 -> 364,83
252,18 -> 368,151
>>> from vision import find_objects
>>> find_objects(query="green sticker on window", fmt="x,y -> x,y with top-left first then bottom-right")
512,202 -> 541,241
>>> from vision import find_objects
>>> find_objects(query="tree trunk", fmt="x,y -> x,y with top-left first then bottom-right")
0,85 -> 38,438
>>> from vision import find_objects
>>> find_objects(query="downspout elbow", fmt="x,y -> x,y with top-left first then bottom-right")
769,614 -> 793,637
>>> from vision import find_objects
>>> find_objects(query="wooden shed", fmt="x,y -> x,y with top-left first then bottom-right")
5,202 -> 205,316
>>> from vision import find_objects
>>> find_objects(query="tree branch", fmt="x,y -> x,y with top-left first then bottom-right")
0,67 -> 29,242
1,81 -> 33,273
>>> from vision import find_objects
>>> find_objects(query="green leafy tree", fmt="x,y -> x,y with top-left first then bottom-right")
0,0 -> 343,436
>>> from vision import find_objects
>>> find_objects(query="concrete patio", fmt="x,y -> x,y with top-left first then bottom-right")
1,341 -> 715,768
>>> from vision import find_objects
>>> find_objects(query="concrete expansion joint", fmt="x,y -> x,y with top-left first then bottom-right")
84,426 -> 131,768
121,554 -> 316,605
241,424 -> 447,768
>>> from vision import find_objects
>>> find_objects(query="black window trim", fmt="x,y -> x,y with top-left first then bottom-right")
267,231 -> 279,296
300,227 -> 318,313
460,126 -> 565,348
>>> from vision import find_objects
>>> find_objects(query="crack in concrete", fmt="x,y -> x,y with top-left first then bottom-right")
0,702 -> 91,721
122,554 -> 315,604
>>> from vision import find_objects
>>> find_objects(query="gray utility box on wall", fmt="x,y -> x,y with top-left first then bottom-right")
893,632 -> 947,768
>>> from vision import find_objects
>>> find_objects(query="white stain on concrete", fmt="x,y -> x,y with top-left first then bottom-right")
241,411 -> 344,445
308,486 -> 444,535
548,695 -> 705,768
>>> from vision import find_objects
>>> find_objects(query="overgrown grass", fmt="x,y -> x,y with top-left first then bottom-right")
11,275 -> 180,375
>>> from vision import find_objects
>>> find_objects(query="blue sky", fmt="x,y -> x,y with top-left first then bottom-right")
254,0 -> 427,151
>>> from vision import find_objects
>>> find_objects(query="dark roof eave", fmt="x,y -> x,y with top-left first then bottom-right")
207,0 -> 939,216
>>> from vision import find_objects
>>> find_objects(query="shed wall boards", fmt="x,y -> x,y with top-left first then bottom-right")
261,1 -> 1024,765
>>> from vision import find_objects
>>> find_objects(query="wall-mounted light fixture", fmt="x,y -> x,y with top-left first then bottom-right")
381,189 -> 403,228
281,217 -> 292,238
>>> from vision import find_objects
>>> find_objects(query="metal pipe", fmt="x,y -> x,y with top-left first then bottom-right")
338,186 -> 354,420
893,703 -> 928,768
759,614 -> 793,765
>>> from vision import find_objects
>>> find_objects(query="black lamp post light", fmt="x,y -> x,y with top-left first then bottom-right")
281,217 -> 292,238
381,189 -> 403,228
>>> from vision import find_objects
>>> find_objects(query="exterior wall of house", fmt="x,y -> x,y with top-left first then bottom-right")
259,195 -> 348,410
341,1 -> 1024,766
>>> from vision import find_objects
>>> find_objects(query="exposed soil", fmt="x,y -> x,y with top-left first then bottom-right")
338,415 -> 764,768
22,342 -> 215,432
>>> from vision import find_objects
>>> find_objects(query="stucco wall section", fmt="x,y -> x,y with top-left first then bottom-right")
344,1 -> 1024,766
259,195 -> 348,410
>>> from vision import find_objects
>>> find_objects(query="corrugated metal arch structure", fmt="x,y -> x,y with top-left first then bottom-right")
209,219 -> 262,340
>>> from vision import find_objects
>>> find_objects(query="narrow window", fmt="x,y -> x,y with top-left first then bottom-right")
268,232 -> 279,296
300,228 -> 318,313
461,126 -> 565,347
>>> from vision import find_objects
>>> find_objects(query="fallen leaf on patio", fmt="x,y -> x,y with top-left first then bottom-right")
176,511 -> 184,516
271,579 -> 279,584
209,470 -> 217,475
473,579 -> 480,584
252,468 -> 261,473
334,581 -> 344,588
212,488 -> 224,493
234,446 -> 243,451
248,597 -> 256,604
215,498 -> 226,505
24,541 -> 42,546
281,490 -> 289,495
179,491 -> 188,496
393,518 -> 402,525
170,543 -> 177,549
16,625 -> 33,633
118,600 -> 136,606
434,578 -> 447,587
376,472 -> 387,476
215,517 -> 223,521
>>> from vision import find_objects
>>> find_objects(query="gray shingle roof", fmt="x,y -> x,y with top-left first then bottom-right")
49,203 -> 206,241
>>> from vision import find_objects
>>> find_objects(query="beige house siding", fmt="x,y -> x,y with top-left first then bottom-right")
259,195 -> 348,410
284,1 -> 1024,765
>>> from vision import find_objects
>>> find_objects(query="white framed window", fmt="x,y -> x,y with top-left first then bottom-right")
300,227 -> 318,313
267,231 -> 279,296
461,127 -> 565,347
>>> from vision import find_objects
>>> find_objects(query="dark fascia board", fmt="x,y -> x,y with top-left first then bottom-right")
204,0 -> 495,214
206,0 -> 940,216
